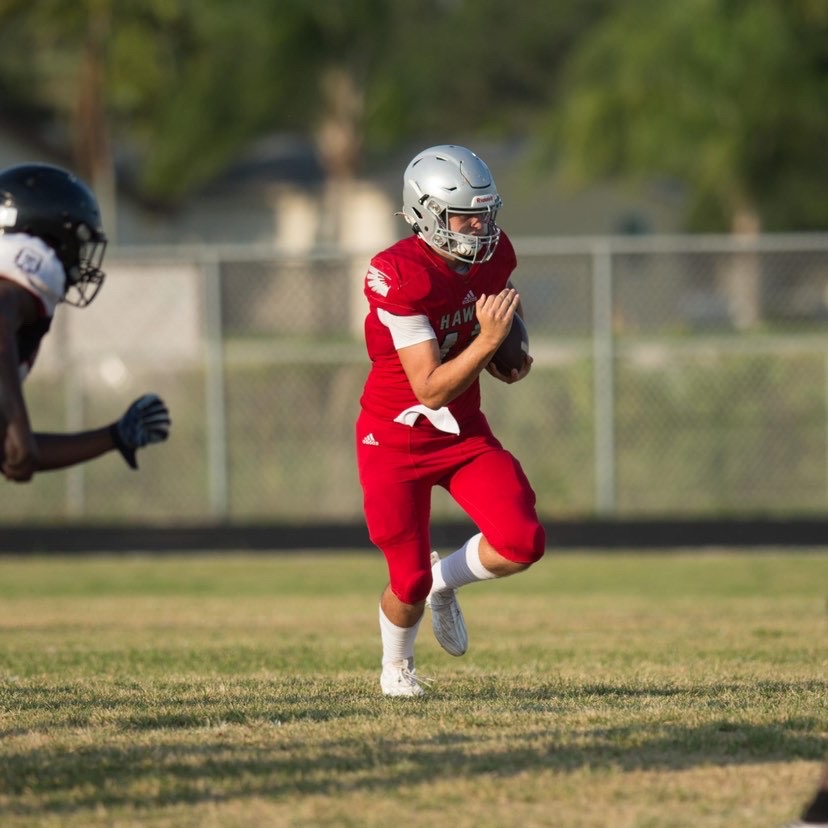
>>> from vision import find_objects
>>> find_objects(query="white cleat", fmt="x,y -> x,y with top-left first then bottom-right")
380,658 -> 430,697
426,551 -> 468,657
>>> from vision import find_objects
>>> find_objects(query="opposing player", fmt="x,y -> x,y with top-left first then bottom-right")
0,163 -> 170,482
783,763 -> 828,826
356,145 -> 545,696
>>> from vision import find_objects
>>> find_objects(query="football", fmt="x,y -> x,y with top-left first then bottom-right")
492,314 -> 529,375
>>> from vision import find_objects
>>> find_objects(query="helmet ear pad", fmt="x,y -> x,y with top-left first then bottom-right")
415,198 -> 449,248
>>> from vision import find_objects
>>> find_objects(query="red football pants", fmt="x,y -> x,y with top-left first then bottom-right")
356,410 -> 545,604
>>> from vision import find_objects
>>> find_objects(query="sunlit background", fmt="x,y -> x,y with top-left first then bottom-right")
1,0 -> 827,526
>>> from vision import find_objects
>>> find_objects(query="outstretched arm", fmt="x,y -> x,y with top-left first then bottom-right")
3,394 -> 171,481
27,428 -> 119,472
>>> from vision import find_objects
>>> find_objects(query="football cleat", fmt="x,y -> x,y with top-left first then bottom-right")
380,658 -> 430,697
426,551 -> 468,657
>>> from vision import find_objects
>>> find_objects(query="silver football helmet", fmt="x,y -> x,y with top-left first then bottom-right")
400,145 -> 502,265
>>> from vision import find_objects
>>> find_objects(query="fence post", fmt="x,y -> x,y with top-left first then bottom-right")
202,254 -> 229,518
592,240 -> 616,515
825,351 -> 828,506
61,315 -> 86,517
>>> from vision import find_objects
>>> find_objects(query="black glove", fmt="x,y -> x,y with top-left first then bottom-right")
110,394 -> 171,469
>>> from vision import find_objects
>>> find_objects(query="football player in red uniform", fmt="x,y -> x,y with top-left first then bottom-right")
0,163 -> 170,482
356,145 -> 545,696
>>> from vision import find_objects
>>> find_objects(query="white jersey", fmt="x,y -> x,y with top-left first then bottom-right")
0,232 -> 66,317
0,233 -> 66,379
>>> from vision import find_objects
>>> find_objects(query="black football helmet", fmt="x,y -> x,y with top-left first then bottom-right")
0,163 -> 107,307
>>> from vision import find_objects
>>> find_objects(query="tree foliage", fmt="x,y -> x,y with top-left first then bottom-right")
0,0 -> 610,203
0,0 -> 825,233
549,0 -> 828,232
362,0 -> 613,147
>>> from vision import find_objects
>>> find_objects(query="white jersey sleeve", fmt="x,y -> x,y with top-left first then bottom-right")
0,233 -> 65,317
377,308 -> 437,349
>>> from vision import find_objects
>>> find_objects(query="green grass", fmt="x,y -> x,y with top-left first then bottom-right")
0,551 -> 826,827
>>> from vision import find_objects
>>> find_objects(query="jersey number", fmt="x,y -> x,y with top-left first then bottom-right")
438,324 -> 480,360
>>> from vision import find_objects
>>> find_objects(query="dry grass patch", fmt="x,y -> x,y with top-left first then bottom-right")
0,550 -> 825,826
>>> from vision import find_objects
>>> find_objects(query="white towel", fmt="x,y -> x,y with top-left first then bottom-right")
393,404 -> 460,435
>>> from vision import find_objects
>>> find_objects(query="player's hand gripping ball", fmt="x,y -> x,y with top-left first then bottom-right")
492,314 -> 529,375
110,393 -> 171,469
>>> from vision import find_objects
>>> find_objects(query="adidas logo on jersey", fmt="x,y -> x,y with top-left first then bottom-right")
462,290 -> 476,305
361,433 -> 380,446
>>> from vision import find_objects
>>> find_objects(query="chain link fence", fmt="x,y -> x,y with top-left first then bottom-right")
3,233 -> 828,525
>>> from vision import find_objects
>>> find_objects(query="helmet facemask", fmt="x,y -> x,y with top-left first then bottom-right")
64,232 -> 107,307
421,196 -> 502,265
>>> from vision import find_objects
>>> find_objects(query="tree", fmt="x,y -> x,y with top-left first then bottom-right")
548,0 -> 828,233
0,0 -> 117,227
362,0 -> 615,148
0,1 -> 611,194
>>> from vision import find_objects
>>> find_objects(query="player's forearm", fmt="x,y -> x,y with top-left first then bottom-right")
417,335 -> 500,409
0,370 -> 27,431
32,428 -> 116,471
0,326 -> 27,427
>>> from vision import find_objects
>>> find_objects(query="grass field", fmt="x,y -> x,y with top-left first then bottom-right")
0,550 -> 825,827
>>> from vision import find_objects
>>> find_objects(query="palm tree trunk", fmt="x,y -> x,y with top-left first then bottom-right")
73,5 -> 116,238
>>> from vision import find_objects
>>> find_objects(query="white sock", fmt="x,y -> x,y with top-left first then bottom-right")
431,533 -> 497,593
379,605 -> 422,666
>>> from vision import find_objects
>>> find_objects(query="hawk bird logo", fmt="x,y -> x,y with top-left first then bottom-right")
366,265 -> 391,297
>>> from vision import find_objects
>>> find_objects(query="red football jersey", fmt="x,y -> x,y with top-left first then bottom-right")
360,231 -> 517,428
